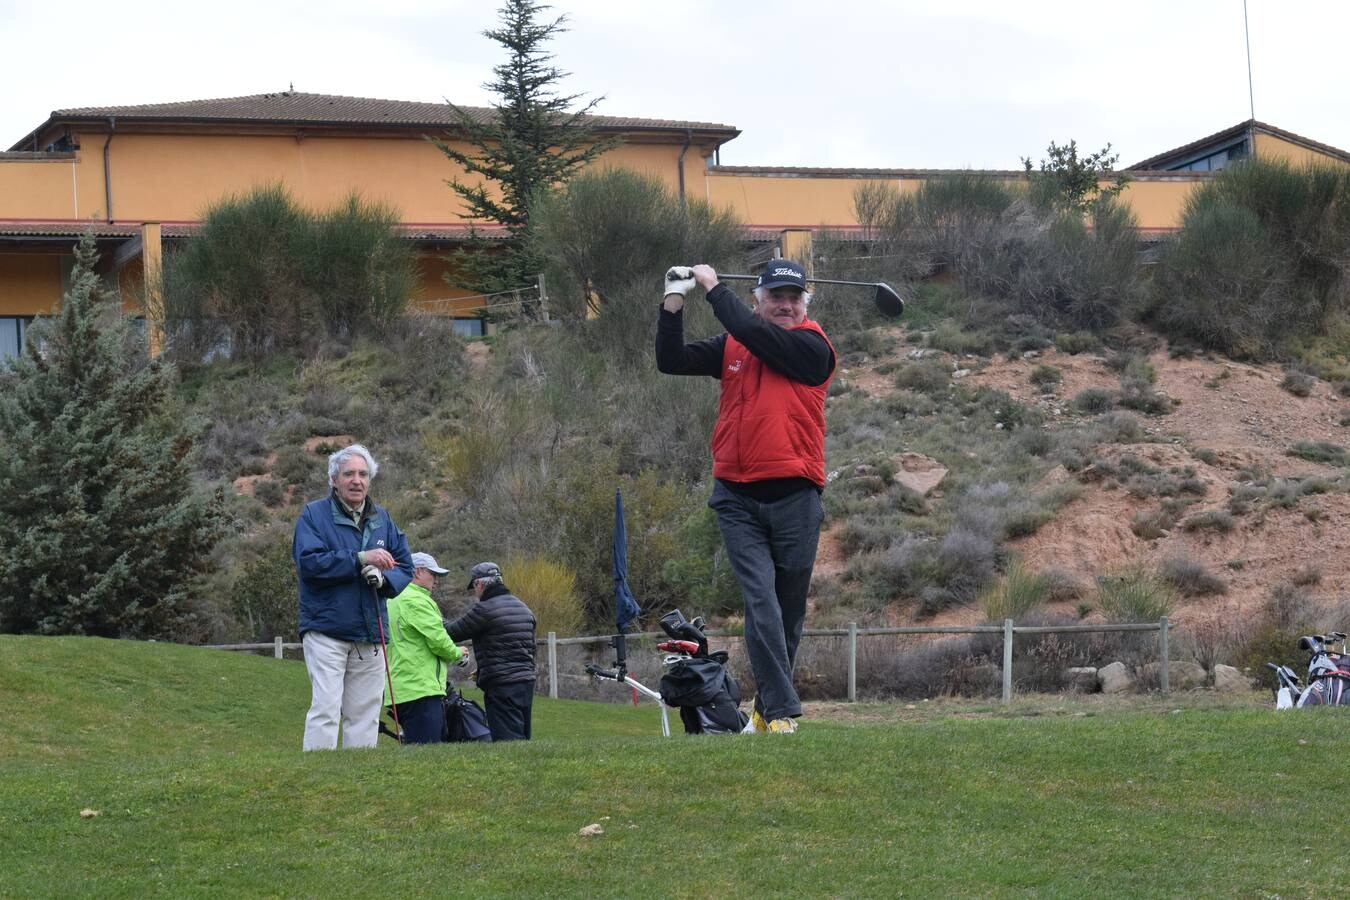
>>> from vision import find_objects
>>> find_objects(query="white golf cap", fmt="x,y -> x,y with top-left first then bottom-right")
409,552 -> 450,575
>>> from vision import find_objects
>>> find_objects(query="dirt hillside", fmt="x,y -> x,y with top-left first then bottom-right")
827,330 -> 1350,627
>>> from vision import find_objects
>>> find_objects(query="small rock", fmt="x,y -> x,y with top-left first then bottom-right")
952,368 -> 971,379
1099,661 -> 1133,694
80,809 -> 100,819
579,823 -> 604,836
1213,664 -> 1252,693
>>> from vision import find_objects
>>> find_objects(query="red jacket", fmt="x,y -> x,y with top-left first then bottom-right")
711,319 -> 835,485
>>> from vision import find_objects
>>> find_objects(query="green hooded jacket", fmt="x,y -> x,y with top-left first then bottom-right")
385,582 -> 463,705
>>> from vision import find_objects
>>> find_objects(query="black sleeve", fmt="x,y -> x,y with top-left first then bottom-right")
705,284 -> 834,386
655,304 -> 726,377
445,603 -> 488,643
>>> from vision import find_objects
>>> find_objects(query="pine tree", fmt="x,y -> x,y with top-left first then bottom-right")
434,0 -> 618,299
0,234 -> 228,638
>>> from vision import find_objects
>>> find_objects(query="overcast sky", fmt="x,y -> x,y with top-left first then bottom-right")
3,0 -> 1347,169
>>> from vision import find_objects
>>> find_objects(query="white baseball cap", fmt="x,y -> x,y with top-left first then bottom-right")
410,552 -> 450,575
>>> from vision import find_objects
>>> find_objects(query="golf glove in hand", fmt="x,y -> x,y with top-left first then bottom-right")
361,564 -> 385,589
664,266 -> 696,299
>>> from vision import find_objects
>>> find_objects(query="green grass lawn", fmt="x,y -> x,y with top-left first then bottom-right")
1,635 -> 1345,897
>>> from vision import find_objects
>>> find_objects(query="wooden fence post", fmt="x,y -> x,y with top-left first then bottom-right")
1159,617 -> 1170,693
847,622 -> 857,703
1002,619 -> 1014,704
548,631 -> 558,700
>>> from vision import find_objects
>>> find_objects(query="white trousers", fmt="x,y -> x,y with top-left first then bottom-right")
302,631 -> 386,751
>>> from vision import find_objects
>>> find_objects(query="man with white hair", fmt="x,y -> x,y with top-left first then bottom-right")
294,443 -> 414,750
656,260 -> 836,735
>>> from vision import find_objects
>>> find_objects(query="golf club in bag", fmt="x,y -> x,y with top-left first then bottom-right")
1267,631 -> 1350,709
655,609 -> 749,735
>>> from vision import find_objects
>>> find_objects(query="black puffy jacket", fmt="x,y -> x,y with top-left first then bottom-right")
446,583 -> 537,688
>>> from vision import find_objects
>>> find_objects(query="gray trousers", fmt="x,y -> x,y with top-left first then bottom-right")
709,481 -> 823,721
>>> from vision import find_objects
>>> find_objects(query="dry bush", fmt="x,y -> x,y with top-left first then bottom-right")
1159,556 -> 1228,597
501,552 -> 583,637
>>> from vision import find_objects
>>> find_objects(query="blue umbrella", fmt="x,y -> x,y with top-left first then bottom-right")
613,490 -> 642,632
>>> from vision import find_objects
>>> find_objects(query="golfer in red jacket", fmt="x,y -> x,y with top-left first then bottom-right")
656,260 -> 835,734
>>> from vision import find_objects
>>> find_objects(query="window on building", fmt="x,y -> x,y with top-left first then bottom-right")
1170,141 -> 1248,173
451,318 -> 485,338
0,316 -> 34,360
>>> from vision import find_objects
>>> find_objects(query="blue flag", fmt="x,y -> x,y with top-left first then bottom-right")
613,490 -> 641,632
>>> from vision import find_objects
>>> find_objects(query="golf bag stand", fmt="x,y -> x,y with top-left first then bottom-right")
656,609 -> 749,736
585,632 -> 672,738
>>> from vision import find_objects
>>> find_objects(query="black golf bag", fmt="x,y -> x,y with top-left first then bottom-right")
443,683 -> 492,742
656,609 -> 749,735
1268,631 -> 1350,709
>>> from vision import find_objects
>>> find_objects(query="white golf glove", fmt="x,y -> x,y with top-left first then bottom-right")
664,266 -> 696,299
361,564 -> 385,589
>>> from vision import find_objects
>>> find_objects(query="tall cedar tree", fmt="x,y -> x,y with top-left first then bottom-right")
434,0 -> 617,300
0,235 -> 227,638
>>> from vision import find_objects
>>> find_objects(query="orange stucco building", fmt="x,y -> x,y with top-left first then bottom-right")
2,93 -> 1349,354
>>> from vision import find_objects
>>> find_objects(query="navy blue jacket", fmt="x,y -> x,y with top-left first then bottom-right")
294,493 -> 414,643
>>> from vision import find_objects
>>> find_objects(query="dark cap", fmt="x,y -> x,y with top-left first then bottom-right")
757,259 -> 808,291
466,561 -> 502,589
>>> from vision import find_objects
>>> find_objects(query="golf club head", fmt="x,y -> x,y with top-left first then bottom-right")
1299,635 -> 1321,653
873,283 -> 905,318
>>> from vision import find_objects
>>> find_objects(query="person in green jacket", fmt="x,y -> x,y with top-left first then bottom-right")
385,552 -> 467,744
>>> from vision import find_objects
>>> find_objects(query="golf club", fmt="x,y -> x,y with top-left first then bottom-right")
717,273 -> 905,318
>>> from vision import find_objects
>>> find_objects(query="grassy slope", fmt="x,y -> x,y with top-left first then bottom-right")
1,635 -> 1345,897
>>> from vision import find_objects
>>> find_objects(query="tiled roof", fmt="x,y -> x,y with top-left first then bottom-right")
0,220 -> 510,241
12,92 -> 736,149
712,165 -> 1025,177
1129,119 -> 1350,170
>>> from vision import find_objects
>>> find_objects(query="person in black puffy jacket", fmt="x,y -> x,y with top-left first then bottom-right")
447,562 -> 537,741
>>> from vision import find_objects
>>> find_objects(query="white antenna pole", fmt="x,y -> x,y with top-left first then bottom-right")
1243,0 -> 1256,121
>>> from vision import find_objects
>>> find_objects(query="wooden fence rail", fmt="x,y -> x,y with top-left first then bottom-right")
205,619 -> 1170,704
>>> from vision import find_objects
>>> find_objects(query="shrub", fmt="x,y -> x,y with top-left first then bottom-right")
163,185 -> 414,358
1072,387 -> 1115,414
1281,370 -> 1316,397
530,167 -> 743,333
1192,448 -> 1219,465
1267,581 -> 1318,632
1130,506 -> 1178,540
501,552 -> 583,637
1054,331 -> 1100,355
980,563 -> 1053,621
230,532 -> 301,641
274,444 -> 323,488
927,321 -> 990,356
1289,564 -> 1322,587
1158,556 -> 1227,597
1288,441 -> 1348,466
253,478 -> 286,508
1096,411 -> 1148,444
1095,569 -> 1176,623
1182,509 -> 1235,533
1030,365 -> 1062,389
894,360 -> 951,395
1149,160 -> 1350,358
